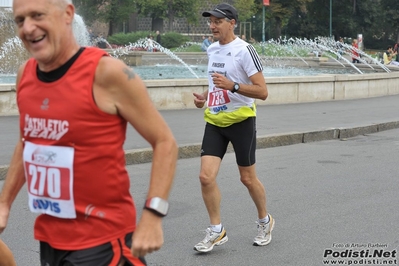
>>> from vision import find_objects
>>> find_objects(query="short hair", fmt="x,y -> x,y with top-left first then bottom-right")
52,0 -> 73,7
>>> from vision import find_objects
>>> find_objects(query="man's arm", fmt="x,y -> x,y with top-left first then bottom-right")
93,56 -> 178,258
0,64 -> 27,235
0,239 -> 16,266
0,140 -> 26,235
210,71 -> 268,101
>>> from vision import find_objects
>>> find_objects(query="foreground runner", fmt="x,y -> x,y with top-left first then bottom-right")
0,0 -> 178,265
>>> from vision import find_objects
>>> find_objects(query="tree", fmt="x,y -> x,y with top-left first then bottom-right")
281,0 -> 389,49
73,0 -> 105,26
232,0 -> 258,22
381,0 -> 399,42
136,0 -> 201,32
74,0 -> 136,35
257,0 -> 313,39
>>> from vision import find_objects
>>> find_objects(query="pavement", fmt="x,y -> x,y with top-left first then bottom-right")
1,94 -> 399,180
2,125 -> 399,266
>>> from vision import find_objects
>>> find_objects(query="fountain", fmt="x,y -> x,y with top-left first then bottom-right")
0,9 -> 399,115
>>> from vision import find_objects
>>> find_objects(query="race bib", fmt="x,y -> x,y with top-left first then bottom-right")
208,88 -> 231,107
23,141 -> 76,219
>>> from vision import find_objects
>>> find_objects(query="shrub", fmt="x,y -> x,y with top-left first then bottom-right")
161,32 -> 190,49
107,31 -> 151,46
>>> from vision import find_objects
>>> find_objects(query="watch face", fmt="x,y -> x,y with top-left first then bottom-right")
234,84 -> 239,90
147,197 -> 169,216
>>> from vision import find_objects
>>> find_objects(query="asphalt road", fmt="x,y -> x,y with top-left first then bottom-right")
1,94 -> 399,168
1,127 -> 399,266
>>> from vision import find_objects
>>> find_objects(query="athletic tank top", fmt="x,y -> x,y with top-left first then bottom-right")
18,47 -> 136,249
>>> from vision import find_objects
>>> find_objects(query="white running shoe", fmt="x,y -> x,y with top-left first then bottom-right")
194,227 -> 228,252
253,214 -> 275,246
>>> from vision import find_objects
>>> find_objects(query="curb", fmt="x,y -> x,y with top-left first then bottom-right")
1,121 -> 399,181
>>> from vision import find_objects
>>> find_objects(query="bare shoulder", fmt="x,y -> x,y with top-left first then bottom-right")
93,56 -> 148,115
95,56 -> 139,87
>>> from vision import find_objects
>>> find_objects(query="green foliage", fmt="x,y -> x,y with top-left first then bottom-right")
234,0 -> 257,22
253,0 -> 312,39
105,0 -> 136,24
136,0 -> 201,30
74,0 -> 135,25
251,0 -> 399,49
76,0 -> 399,50
160,32 -> 190,49
74,0 -> 104,26
107,31 -> 150,45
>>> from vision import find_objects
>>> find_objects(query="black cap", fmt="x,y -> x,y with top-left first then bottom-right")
202,3 -> 238,21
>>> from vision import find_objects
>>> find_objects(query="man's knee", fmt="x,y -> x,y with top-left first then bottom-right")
199,172 -> 216,186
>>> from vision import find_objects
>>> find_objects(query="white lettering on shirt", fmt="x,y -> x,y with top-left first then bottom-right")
24,114 -> 69,140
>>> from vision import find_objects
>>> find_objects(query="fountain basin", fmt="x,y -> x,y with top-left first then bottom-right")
107,50 -> 328,67
1,71 -> 399,116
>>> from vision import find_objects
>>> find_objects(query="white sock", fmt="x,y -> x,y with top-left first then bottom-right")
210,223 -> 222,233
258,214 -> 270,224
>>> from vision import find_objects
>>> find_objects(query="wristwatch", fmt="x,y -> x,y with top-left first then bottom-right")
232,82 -> 240,93
144,197 -> 169,217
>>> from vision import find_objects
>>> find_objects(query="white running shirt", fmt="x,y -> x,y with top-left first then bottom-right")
205,37 -> 263,127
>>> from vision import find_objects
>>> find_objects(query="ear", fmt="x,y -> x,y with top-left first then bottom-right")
64,3 -> 75,25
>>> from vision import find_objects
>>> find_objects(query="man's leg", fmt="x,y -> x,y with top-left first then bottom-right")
238,165 -> 275,246
238,164 -> 267,219
194,155 -> 229,253
199,155 -> 222,225
229,117 -> 274,246
194,122 -> 230,253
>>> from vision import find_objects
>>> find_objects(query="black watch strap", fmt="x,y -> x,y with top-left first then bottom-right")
232,82 -> 240,93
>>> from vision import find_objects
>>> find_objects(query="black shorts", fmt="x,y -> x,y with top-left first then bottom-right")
40,232 -> 146,266
201,117 -> 256,166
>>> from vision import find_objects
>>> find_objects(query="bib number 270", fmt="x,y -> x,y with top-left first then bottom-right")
27,164 -> 70,200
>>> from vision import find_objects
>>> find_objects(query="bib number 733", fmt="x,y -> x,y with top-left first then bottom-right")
208,89 -> 230,107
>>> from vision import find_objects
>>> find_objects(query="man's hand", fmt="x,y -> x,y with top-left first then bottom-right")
131,210 -> 164,258
193,92 -> 206,108
211,73 -> 234,91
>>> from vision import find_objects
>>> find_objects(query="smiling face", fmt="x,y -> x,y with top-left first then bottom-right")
13,0 -> 78,71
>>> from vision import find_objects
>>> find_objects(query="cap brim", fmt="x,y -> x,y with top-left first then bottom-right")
202,11 -> 225,18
